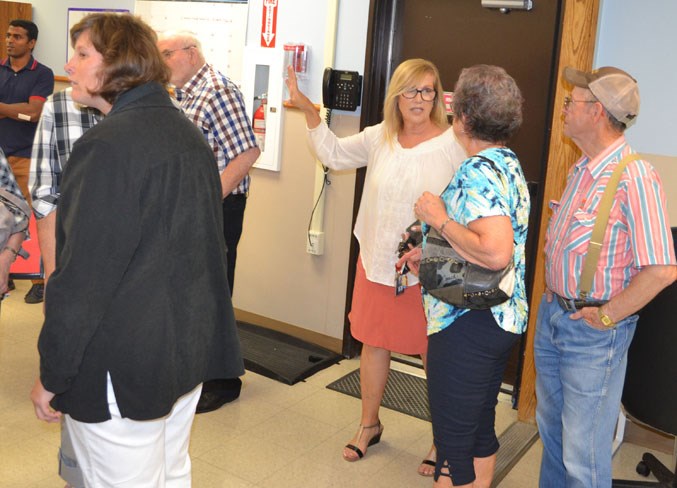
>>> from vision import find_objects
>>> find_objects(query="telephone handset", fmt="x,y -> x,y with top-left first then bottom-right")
322,68 -> 362,111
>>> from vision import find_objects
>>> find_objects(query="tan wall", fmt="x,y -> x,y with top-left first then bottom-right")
50,79 -> 359,349
232,110 -> 360,343
54,80 -> 69,92
646,154 -> 677,224
53,75 -> 360,345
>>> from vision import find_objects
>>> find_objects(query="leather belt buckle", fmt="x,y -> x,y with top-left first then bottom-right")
555,294 -> 577,312
576,299 -> 608,309
555,294 -> 607,312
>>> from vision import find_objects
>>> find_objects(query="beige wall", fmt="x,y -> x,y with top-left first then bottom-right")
50,78 -> 360,349
647,154 -> 677,225
54,80 -> 69,92
53,93 -> 675,354
232,111 -> 360,344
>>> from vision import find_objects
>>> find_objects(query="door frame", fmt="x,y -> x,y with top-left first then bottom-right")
517,0 -> 600,422
341,0 -> 402,358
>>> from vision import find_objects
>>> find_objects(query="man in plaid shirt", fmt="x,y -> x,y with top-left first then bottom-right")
30,87 -> 101,283
29,87 -> 100,488
157,31 -> 260,414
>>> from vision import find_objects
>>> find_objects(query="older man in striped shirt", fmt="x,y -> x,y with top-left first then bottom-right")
535,66 -> 677,488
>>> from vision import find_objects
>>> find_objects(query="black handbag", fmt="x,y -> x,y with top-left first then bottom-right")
0,188 -> 30,251
397,221 -> 423,258
418,226 -> 515,309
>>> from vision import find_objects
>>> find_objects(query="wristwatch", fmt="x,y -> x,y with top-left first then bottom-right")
598,306 -> 616,328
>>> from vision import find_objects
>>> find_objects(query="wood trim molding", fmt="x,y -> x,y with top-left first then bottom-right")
517,0 -> 601,422
0,1 -> 32,60
234,308 -> 343,355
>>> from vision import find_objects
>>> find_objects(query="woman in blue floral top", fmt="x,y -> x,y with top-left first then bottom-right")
398,64 -> 530,487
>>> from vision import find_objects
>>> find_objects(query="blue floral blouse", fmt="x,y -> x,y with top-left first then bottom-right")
422,147 -> 530,335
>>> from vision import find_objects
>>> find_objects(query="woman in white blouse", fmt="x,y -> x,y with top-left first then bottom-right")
286,59 -> 465,475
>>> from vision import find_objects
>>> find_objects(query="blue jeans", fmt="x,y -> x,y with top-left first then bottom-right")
535,295 -> 637,488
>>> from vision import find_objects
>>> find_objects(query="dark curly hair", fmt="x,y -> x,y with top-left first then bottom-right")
9,19 -> 38,41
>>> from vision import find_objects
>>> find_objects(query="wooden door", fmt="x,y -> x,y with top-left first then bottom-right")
348,0 -> 564,397
351,0 -> 599,420
0,1 -> 32,60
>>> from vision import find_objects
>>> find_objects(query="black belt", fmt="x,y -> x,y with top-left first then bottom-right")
224,193 -> 247,202
555,294 -> 608,312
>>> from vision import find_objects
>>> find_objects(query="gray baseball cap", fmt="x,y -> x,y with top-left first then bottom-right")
563,66 -> 640,126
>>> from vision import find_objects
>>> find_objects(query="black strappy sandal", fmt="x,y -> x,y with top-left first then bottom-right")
343,421 -> 384,462
419,458 -> 436,476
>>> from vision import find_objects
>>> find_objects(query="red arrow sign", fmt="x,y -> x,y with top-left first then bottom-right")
261,0 -> 278,48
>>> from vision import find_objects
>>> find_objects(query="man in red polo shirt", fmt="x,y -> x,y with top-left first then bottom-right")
1,19 -> 54,303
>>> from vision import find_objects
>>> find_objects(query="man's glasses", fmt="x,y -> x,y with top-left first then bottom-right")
563,95 -> 597,110
401,87 -> 437,102
161,45 -> 195,59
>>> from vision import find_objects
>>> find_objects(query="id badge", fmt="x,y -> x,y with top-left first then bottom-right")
395,272 -> 408,296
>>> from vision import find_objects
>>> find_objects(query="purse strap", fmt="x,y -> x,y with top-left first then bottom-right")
579,153 -> 647,299
0,187 -> 31,220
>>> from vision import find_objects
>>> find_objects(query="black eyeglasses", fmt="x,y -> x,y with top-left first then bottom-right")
563,95 -> 597,109
401,87 -> 437,102
161,45 -> 195,59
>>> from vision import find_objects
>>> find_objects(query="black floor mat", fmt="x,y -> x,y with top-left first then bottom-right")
326,368 -> 431,421
327,368 -> 539,485
237,321 -> 342,385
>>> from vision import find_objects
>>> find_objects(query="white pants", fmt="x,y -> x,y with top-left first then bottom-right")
65,374 -> 202,488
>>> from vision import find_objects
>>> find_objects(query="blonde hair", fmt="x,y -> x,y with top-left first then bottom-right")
382,59 -> 448,145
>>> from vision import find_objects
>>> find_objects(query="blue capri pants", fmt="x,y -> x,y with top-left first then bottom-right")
427,309 -> 520,485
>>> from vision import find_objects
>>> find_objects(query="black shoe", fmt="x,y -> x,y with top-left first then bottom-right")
196,378 -> 242,414
24,283 -> 44,304
201,377 -> 242,393
7,279 -> 15,291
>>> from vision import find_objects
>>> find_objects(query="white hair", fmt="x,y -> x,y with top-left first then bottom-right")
157,30 -> 204,57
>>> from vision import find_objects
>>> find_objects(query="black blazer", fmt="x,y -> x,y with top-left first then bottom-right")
39,82 -> 244,422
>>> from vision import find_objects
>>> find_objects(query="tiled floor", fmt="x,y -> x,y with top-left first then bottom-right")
1,279 -> 672,487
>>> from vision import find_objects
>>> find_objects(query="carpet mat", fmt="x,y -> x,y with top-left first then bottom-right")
327,368 -> 539,485
237,321 -> 342,385
326,368 -> 431,421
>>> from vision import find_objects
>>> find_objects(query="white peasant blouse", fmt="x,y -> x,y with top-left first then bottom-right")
308,121 -> 466,287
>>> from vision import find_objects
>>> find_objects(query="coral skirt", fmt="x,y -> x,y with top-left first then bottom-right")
348,256 -> 428,355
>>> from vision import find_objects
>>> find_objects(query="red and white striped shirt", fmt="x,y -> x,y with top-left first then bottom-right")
545,137 -> 676,300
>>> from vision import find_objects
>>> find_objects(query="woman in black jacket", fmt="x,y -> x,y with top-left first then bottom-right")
30,13 -> 243,486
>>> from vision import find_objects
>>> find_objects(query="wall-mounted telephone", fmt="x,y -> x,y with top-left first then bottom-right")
322,68 -> 362,111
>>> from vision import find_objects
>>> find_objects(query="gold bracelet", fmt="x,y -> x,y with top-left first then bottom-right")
439,217 -> 452,234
